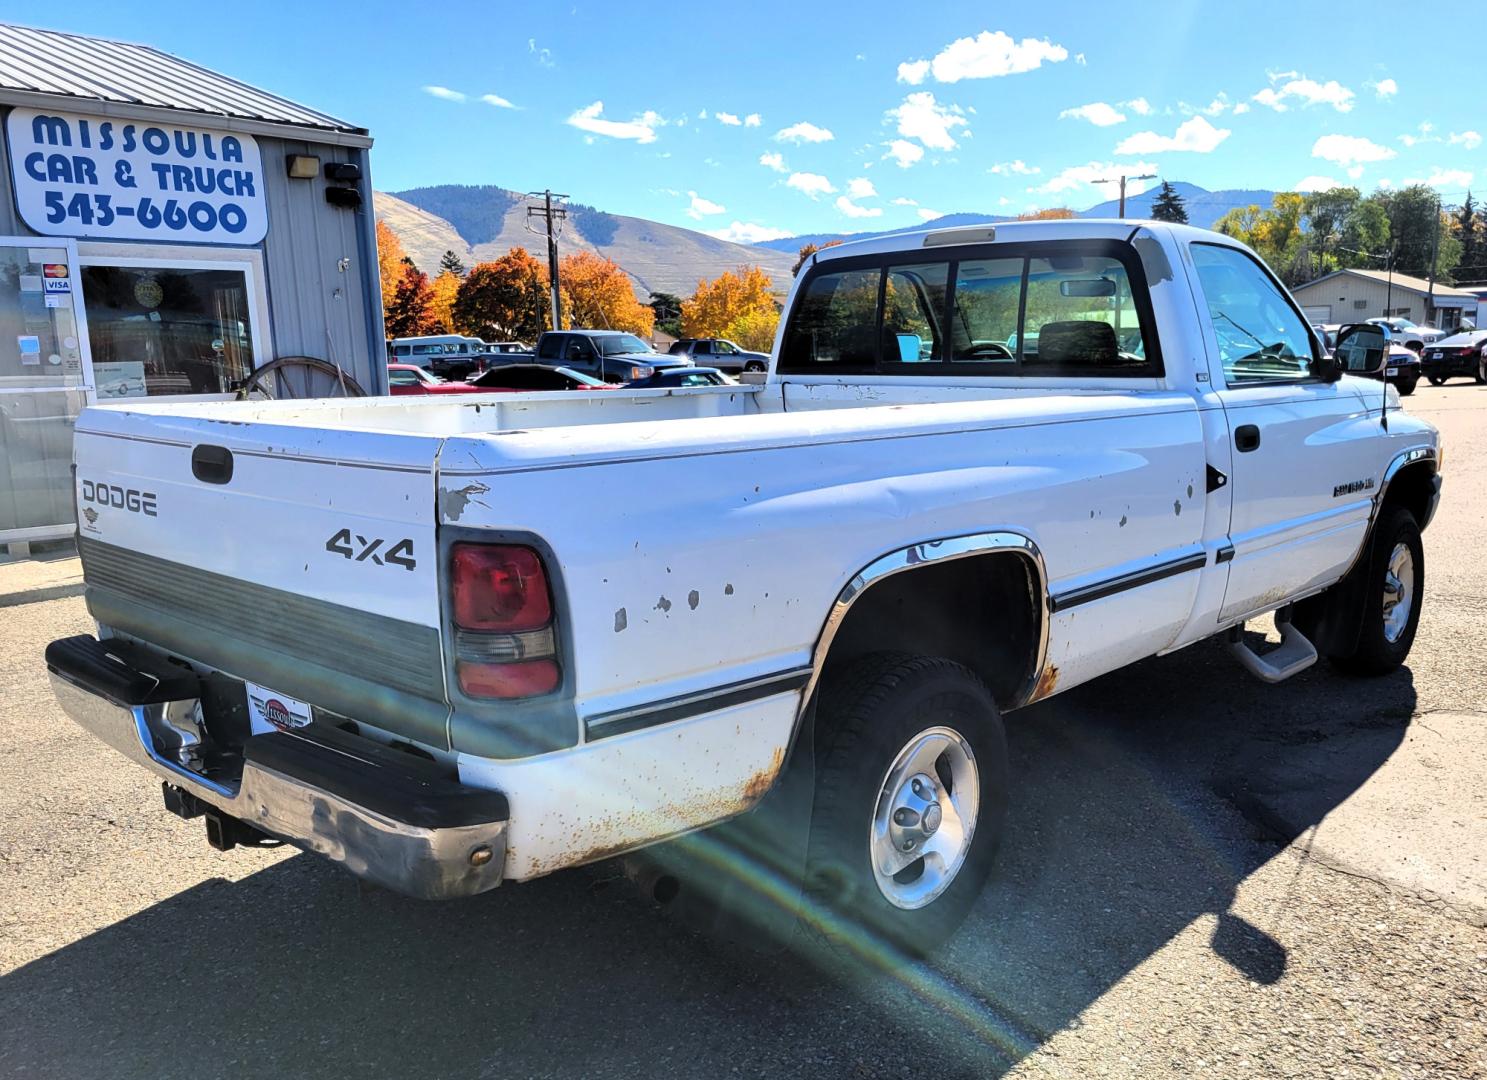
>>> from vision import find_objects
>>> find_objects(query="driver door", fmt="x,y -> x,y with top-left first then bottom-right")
1188,242 -> 1376,624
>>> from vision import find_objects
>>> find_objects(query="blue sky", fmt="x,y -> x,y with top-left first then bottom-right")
21,1 -> 1483,242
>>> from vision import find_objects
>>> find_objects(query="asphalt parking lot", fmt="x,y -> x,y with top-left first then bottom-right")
1,383 -> 1483,1080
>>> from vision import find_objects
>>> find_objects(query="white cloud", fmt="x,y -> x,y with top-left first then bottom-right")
1232,102 -> 1251,115
916,208 -> 944,221
1181,93 -> 1232,117
898,30 -> 1068,84
1035,160 -> 1160,196
1399,122 -> 1438,148
1403,167 -> 1474,189
887,92 -> 969,151
835,195 -> 883,219
697,108 -> 708,120
422,86 -> 466,103
1312,133 -> 1396,167
528,39 -> 554,68
1293,175 -> 1344,193
897,59 -> 932,84
989,159 -> 1039,175
847,177 -> 877,198
744,113 -> 761,127
1115,115 -> 1230,154
1075,52 -> 1087,66
1060,102 -> 1126,127
480,93 -> 517,109
707,221 -> 793,244
1346,165 -> 1365,180
785,172 -> 836,198
758,151 -> 788,173
1449,130 -> 1482,150
1252,74 -> 1355,113
1125,97 -> 1153,116
716,111 -> 742,126
890,197 -> 918,206
566,101 -> 665,144
1369,78 -> 1398,99
884,139 -> 925,168
685,191 -> 726,219
775,121 -> 834,143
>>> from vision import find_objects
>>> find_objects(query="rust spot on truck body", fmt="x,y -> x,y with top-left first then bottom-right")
1030,662 -> 1060,702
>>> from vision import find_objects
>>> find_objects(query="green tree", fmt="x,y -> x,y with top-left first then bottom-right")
439,249 -> 467,276
1375,185 -> 1461,282
1338,195 -> 1390,267
1454,193 -> 1484,286
647,291 -> 684,337
1300,187 -> 1361,275
1149,181 -> 1188,224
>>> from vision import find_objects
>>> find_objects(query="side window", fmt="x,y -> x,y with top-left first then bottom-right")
696,340 -> 713,354
388,370 -> 418,386
1190,243 -> 1314,384
393,345 -> 410,357
1022,255 -> 1148,371
882,262 -> 949,363
714,340 -> 738,355
537,335 -> 563,360
949,258 -> 1022,365
781,268 -> 881,369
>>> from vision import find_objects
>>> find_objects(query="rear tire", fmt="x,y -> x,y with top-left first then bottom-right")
1397,377 -> 1417,396
1428,376 -> 1446,387
1329,507 -> 1423,676
744,360 -> 767,374
1475,355 -> 1486,385
800,654 -> 1007,963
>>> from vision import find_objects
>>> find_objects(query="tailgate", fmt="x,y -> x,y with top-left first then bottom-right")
73,403 -> 452,748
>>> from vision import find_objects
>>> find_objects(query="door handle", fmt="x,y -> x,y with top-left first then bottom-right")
1234,424 -> 1261,452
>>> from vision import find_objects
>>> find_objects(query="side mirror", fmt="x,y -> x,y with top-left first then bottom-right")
1332,324 -> 1387,377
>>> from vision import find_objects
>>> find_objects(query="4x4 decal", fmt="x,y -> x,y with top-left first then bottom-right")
325,528 -> 416,570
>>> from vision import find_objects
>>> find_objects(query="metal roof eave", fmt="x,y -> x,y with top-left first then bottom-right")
0,88 -> 373,149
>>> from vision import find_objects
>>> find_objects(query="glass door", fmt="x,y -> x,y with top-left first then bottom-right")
0,238 -> 92,543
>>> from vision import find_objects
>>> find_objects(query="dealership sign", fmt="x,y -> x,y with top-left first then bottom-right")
6,108 -> 267,244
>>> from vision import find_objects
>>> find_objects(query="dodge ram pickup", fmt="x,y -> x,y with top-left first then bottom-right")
47,220 -> 1441,957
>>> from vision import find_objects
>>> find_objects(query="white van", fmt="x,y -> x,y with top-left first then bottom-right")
387,335 -> 487,379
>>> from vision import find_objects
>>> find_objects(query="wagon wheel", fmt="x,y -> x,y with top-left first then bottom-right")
235,356 -> 366,400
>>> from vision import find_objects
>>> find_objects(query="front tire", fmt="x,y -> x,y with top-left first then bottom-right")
801,654 -> 1007,961
1329,507 -> 1423,676
744,360 -> 767,374
1397,377 -> 1417,396
1475,354 -> 1486,385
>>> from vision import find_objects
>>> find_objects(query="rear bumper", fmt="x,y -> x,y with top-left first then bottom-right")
47,635 -> 508,900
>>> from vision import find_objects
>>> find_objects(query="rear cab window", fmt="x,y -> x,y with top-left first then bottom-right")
779,239 -> 1162,378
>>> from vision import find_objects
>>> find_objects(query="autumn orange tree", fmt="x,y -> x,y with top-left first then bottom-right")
681,265 -> 780,351
383,261 -> 438,337
558,251 -> 654,336
791,238 -> 844,276
454,248 -> 551,342
429,270 -> 462,333
375,220 -> 407,316
1016,207 -> 1077,220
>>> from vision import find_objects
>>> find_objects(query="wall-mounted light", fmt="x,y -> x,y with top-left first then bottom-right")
286,154 -> 320,179
324,162 -> 362,183
325,187 -> 363,209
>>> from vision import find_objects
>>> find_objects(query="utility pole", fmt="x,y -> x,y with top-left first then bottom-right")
1092,173 -> 1157,219
1427,194 -> 1441,313
525,190 -> 569,331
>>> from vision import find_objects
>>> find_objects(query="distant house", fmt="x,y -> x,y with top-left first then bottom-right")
1291,268 -> 1477,330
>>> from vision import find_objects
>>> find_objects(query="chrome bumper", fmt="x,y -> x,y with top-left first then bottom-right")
48,663 -> 508,900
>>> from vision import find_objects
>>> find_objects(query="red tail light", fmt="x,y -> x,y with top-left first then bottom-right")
451,543 -> 560,699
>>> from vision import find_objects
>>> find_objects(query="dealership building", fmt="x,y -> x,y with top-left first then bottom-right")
0,23 -> 384,553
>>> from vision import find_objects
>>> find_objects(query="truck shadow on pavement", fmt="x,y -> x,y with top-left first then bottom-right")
1,636 -> 1416,1080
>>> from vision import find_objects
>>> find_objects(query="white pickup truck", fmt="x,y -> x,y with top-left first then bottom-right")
47,220 -> 1440,956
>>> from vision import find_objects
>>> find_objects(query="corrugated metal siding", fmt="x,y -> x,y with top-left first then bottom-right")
0,23 -> 362,134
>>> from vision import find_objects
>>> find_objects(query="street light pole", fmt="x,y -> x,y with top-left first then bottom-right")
1091,173 -> 1157,219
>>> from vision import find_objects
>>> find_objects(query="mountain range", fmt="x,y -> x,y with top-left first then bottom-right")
375,185 -> 796,297
375,181 -> 1278,299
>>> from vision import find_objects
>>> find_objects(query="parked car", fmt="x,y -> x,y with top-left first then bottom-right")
534,330 -> 694,383
625,366 -> 733,388
389,335 -> 490,381
47,220 -> 1440,959
1420,330 -> 1487,385
1364,317 -> 1443,353
668,338 -> 770,375
386,363 -> 489,395
470,364 -> 616,392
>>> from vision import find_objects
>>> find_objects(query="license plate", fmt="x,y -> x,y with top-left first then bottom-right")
1386,366 -> 1398,376
245,682 -> 313,734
